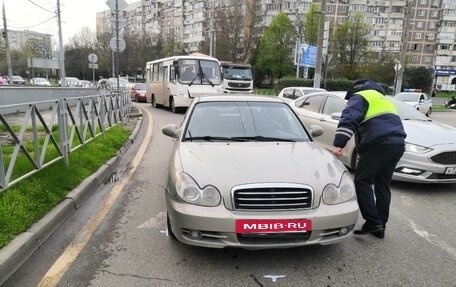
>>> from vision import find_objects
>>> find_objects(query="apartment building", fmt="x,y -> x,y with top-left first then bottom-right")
95,0 -> 456,89
0,29 -> 52,52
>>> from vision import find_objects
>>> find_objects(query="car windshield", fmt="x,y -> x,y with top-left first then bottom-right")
135,83 -> 146,90
395,92 -> 420,102
35,78 -> 47,82
178,59 -> 222,85
184,101 -> 311,142
222,66 -> 252,80
389,97 -> 430,121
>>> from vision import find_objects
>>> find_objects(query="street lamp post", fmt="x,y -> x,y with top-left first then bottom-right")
394,0 -> 410,95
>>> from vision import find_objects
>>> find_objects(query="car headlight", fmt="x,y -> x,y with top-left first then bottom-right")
322,172 -> 356,205
405,143 -> 432,154
175,172 -> 221,207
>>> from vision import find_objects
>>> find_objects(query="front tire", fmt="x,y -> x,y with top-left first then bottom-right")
170,98 -> 178,113
426,107 -> 432,117
167,213 -> 176,239
151,95 -> 158,108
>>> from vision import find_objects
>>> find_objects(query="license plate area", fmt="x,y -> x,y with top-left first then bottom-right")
235,219 -> 312,233
445,166 -> 456,175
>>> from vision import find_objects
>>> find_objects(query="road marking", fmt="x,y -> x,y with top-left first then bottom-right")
137,211 -> 166,229
37,105 -> 153,287
264,275 -> 286,282
409,220 -> 456,260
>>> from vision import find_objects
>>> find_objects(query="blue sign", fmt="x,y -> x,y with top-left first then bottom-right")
300,44 -> 317,67
435,69 -> 456,76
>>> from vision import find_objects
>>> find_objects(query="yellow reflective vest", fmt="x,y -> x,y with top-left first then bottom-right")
356,90 -> 398,122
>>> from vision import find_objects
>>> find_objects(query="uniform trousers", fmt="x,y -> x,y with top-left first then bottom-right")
354,143 -> 405,227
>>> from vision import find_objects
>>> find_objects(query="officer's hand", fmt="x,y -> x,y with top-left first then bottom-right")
333,147 -> 343,157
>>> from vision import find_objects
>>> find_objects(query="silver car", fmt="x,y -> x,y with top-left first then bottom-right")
290,91 -> 456,184
161,95 -> 359,249
394,91 -> 432,117
277,87 -> 327,104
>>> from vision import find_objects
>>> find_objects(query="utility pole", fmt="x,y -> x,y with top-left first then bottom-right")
313,0 -> 327,88
2,2 -> 13,84
56,0 -> 66,87
395,0 -> 410,95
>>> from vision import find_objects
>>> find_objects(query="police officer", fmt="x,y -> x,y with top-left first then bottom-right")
332,80 -> 406,239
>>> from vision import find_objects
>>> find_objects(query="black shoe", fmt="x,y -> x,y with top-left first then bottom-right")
354,222 -> 384,235
371,230 -> 385,239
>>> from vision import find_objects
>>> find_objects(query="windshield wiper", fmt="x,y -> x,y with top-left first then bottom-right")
185,136 -> 247,142
232,136 -> 296,142
200,68 -> 214,87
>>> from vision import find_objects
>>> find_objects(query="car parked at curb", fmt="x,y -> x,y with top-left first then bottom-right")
11,75 -> 26,85
394,89 -> 432,116
290,91 -> 456,183
161,94 -> 359,249
277,87 -> 327,104
31,77 -> 51,86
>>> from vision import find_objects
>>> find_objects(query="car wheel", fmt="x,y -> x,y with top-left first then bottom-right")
426,107 -> 432,117
167,213 -> 176,240
170,98 -> 178,113
151,95 -> 158,108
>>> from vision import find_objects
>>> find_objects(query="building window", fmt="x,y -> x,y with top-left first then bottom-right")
416,21 -> 423,29
424,56 -> 431,63
432,10 -> 438,17
418,10 -> 425,17
451,56 -> 456,62
420,0 -> 427,4
426,33 -> 434,40
415,32 -> 422,40
412,55 -> 420,62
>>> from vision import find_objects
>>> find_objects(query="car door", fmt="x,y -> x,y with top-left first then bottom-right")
292,93 -> 326,135
418,93 -> 431,114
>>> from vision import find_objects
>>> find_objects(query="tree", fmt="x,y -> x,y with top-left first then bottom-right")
403,66 -> 433,93
213,0 -> 264,62
330,13 -> 370,80
304,4 -> 320,46
255,12 -> 295,81
65,28 -> 98,80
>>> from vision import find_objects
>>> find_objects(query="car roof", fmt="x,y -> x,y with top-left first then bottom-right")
196,94 -> 285,103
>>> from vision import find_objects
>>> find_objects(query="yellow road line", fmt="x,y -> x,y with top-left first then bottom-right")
38,106 -> 152,287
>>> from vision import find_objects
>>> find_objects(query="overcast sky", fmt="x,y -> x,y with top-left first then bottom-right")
2,0 -> 135,44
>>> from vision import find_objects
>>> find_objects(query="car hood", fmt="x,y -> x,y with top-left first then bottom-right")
177,142 -> 347,203
403,120 -> 456,147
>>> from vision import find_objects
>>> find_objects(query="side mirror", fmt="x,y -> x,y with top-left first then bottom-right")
162,124 -> 180,138
309,125 -> 324,138
173,61 -> 180,75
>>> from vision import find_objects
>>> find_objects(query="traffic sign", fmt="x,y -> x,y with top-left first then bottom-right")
88,53 -> 98,64
89,63 -> 99,69
110,37 -> 126,53
109,17 -> 127,29
106,0 -> 128,11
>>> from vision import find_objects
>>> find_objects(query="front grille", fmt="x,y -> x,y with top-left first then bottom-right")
430,152 -> 456,165
233,185 -> 312,210
237,232 -> 311,244
228,82 -> 250,88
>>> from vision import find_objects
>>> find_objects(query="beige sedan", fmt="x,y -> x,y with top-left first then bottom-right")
162,94 -> 359,249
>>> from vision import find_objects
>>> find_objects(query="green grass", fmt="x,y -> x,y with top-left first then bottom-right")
0,125 -> 131,248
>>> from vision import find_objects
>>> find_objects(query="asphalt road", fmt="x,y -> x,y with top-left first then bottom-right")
4,104 -> 456,287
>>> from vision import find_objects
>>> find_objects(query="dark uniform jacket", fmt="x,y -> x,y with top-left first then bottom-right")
333,81 -> 406,152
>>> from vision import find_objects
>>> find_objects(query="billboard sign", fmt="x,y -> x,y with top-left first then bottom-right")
300,44 -> 317,68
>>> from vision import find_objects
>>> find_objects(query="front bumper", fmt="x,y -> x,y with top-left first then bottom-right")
393,151 -> 456,183
166,195 -> 359,249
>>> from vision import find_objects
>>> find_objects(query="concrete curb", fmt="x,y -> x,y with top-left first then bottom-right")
0,107 -> 144,286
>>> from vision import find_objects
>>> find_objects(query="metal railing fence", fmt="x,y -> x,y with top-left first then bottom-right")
0,89 -> 131,192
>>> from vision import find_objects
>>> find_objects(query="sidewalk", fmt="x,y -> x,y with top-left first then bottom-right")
0,107 -> 143,285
